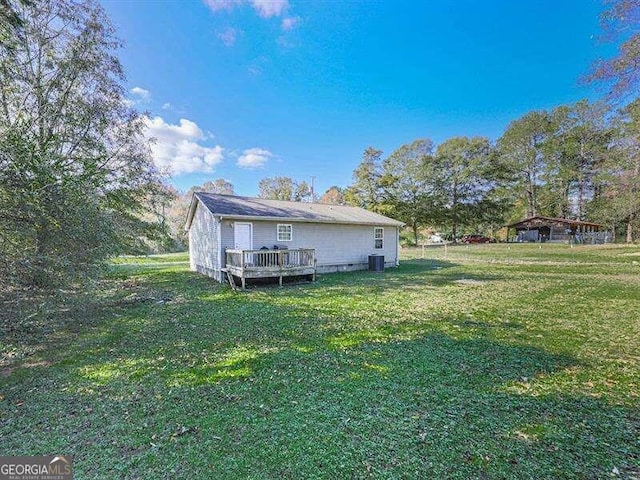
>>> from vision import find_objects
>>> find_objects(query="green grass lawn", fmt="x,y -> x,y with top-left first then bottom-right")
1,245 -> 639,478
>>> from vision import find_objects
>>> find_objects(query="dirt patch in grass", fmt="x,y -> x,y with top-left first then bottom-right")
454,278 -> 487,286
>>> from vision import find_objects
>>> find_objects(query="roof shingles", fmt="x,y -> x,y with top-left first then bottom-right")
191,193 -> 404,227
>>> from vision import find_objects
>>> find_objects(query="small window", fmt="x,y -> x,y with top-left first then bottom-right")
374,227 -> 384,249
277,224 -> 292,242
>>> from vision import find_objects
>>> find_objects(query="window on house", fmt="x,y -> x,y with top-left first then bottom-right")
374,227 -> 384,249
277,224 -> 292,241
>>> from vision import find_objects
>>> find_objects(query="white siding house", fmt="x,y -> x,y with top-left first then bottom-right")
185,193 -> 404,283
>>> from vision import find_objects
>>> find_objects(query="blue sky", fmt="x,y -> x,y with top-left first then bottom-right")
102,0 -> 610,196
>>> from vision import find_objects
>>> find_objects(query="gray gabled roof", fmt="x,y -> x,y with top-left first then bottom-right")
186,193 -> 404,229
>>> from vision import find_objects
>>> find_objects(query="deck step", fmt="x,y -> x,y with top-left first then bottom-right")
223,268 -> 239,291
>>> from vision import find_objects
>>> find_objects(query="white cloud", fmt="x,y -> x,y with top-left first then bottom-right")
247,55 -> 268,76
130,86 -> 151,100
218,27 -> 239,46
281,15 -> 300,31
144,116 -> 224,175
203,0 -> 241,12
247,65 -> 262,76
203,0 -> 288,18
236,147 -> 272,169
250,0 -> 288,18
276,34 -> 297,48
161,102 -> 172,110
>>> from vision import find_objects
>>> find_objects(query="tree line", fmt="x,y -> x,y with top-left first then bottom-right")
342,99 -> 640,244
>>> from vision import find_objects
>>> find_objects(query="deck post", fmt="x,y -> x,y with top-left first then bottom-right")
241,277 -> 246,290
279,275 -> 283,286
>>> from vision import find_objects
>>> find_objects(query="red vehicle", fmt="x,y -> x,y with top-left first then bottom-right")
461,234 -> 496,244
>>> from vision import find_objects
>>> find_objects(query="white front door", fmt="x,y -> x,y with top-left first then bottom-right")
234,222 -> 253,250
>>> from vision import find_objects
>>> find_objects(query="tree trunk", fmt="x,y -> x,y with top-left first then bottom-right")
559,182 -> 571,218
32,224 -> 51,288
626,215 -> 634,243
577,141 -> 586,220
452,184 -> 458,243
412,222 -> 419,246
526,172 -> 536,217
577,180 -> 584,220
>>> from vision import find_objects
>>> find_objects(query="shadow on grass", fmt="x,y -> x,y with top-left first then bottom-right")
0,259 -> 518,376
1,261 -> 638,478
0,268 -> 218,369
2,326 -> 638,479
233,258 -> 466,291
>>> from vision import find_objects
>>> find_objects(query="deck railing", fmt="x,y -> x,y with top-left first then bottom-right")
225,248 -> 315,271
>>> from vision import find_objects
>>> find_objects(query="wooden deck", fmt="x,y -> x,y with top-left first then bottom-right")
224,248 -> 316,289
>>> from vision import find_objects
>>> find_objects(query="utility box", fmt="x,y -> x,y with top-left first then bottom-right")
368,254 -> 384,272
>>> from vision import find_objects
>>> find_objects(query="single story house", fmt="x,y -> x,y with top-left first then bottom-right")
506,215 -> 609,243
185,193 -> 404,285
